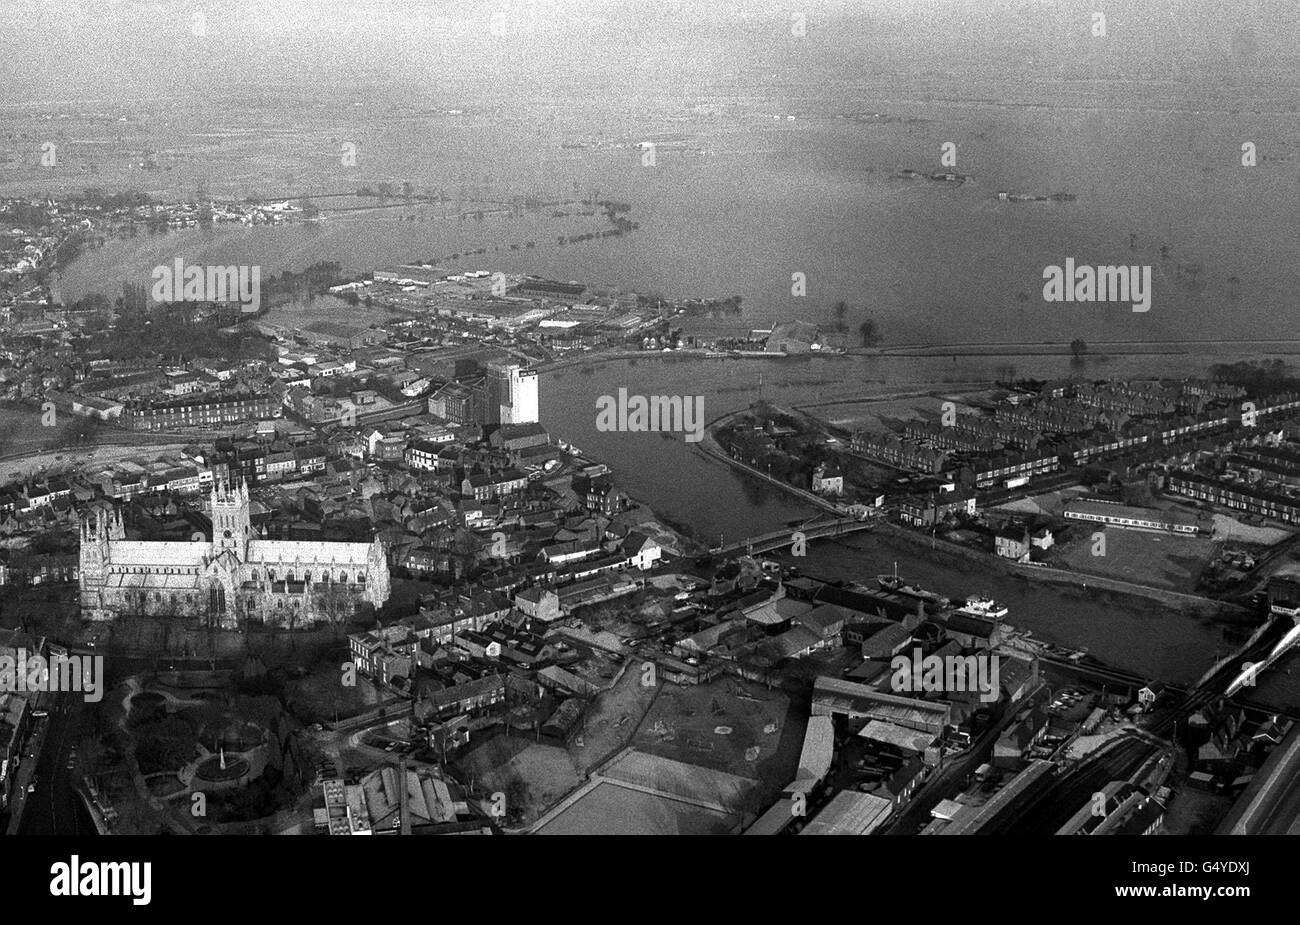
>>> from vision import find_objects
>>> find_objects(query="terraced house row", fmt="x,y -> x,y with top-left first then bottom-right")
121,391 -> 280,430
855,382 -> 1300,493
1165,470 -> 1300,526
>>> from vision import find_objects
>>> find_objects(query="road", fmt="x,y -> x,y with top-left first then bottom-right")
1,694 -> 49,834
16,691 -> 95,835
883,689 -> 1027,835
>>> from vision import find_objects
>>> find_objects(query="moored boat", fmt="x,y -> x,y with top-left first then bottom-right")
955,595 -> 1010,620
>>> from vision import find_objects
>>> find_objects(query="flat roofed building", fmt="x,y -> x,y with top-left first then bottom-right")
790,715 -> 834,794
1062,498 -> 1201,534
428,380 -> 484,426
799,790 -> 893,835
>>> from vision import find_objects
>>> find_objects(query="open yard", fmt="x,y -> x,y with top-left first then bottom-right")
1207,513 -> 1292,546
631,677 -> 804,800
1051,525 -> 1215,593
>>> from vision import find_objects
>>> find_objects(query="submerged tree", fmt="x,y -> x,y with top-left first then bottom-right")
833,301 -> 848,333
859,318 -> 882,348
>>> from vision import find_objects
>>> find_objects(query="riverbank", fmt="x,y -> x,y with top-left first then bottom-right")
788,529 -> 1236,686
876,522 -> 1246,620
539,340 -> 1300,379
535,347 -> 846,375
869,338 -> 1300,358
699,407 -> 844,517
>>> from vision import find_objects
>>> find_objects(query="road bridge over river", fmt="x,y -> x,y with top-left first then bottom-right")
716,514 -> 876,557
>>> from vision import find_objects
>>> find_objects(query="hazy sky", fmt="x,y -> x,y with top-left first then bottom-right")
0,0 -> 1295,104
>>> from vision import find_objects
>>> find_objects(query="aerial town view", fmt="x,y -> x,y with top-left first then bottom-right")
0,0 -> 1293,905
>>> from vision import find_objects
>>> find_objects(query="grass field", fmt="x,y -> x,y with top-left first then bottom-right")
455,735 -> 582,825
803,390 -> 989,431
1051,525 -> 1215,593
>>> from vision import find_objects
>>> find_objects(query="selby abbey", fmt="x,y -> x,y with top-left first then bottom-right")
79,480 -> 390,629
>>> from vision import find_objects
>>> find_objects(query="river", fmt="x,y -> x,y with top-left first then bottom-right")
538,354 -> 1300,708
45,88 -> 1300,704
